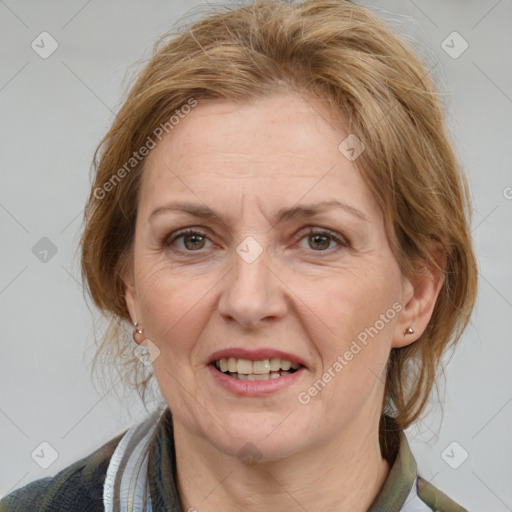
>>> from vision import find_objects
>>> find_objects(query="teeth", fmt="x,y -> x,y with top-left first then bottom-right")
237,358 -> 253,374
252,359 -> 271,374
227,357 -> 237,372
215,357 -> 301,375
231,370 -> 293,381
280,360 -> 291,371
270,358 -> 281,371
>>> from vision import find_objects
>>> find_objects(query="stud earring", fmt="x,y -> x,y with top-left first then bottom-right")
403,327 -> 415,336
132,321 -> 143,345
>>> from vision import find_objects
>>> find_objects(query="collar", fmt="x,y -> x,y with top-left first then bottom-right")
369,419 -> 420,511
147,409 -> 421,512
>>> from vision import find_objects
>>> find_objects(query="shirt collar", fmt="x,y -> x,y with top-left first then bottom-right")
149,409 -> 417,512
369,420 -> 418,511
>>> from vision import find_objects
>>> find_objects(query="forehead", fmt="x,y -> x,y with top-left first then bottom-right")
139,93 -> 379,220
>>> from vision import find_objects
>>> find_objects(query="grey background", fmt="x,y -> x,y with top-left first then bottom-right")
1,0 -> 511,509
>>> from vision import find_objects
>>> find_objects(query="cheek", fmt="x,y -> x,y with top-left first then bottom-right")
134,260 -> 214,358
314,260 -> 401,367
307,281 -> 398,418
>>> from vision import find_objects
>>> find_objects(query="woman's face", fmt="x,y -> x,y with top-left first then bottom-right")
125,92 -> 415,460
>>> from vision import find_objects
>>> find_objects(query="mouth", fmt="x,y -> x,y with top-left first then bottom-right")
211,357 -> 303,381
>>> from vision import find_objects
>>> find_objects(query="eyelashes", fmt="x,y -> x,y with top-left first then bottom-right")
163,227 -> 350,255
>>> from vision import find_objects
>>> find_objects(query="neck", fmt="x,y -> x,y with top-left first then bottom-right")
172,415 -> 391,512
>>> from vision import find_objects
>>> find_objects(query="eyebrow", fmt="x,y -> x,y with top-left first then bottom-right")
149,199 -> 369,225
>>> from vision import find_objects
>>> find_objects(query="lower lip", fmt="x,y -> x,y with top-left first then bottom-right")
207,364 -> 306,396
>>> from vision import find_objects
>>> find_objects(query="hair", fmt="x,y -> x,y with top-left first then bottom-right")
79,0 -> 478,438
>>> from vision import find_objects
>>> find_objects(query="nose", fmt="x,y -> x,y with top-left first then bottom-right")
217,239 -> 288,329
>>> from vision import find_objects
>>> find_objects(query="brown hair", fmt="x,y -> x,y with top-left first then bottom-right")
80,0 -> 478,433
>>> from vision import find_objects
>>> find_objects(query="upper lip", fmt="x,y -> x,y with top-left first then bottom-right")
208,348 -> 307,368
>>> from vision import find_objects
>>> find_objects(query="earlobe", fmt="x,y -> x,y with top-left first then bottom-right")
125,287 -> 137,325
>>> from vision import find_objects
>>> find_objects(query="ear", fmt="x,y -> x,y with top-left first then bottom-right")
121,261 -> 140,326
392,242 -> 446,349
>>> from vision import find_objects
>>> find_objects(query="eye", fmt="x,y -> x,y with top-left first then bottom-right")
165,228 -> 211,251
298,228 -> 348,253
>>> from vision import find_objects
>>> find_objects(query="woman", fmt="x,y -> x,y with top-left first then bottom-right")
0,0 -> 477,510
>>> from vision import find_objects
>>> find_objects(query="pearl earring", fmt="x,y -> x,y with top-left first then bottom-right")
132,321 -> 143,344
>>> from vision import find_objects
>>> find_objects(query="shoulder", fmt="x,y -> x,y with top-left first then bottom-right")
0,431 -> 125,512
416,476 -> 468,512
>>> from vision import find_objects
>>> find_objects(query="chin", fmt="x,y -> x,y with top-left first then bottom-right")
202,412 -> 309,462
